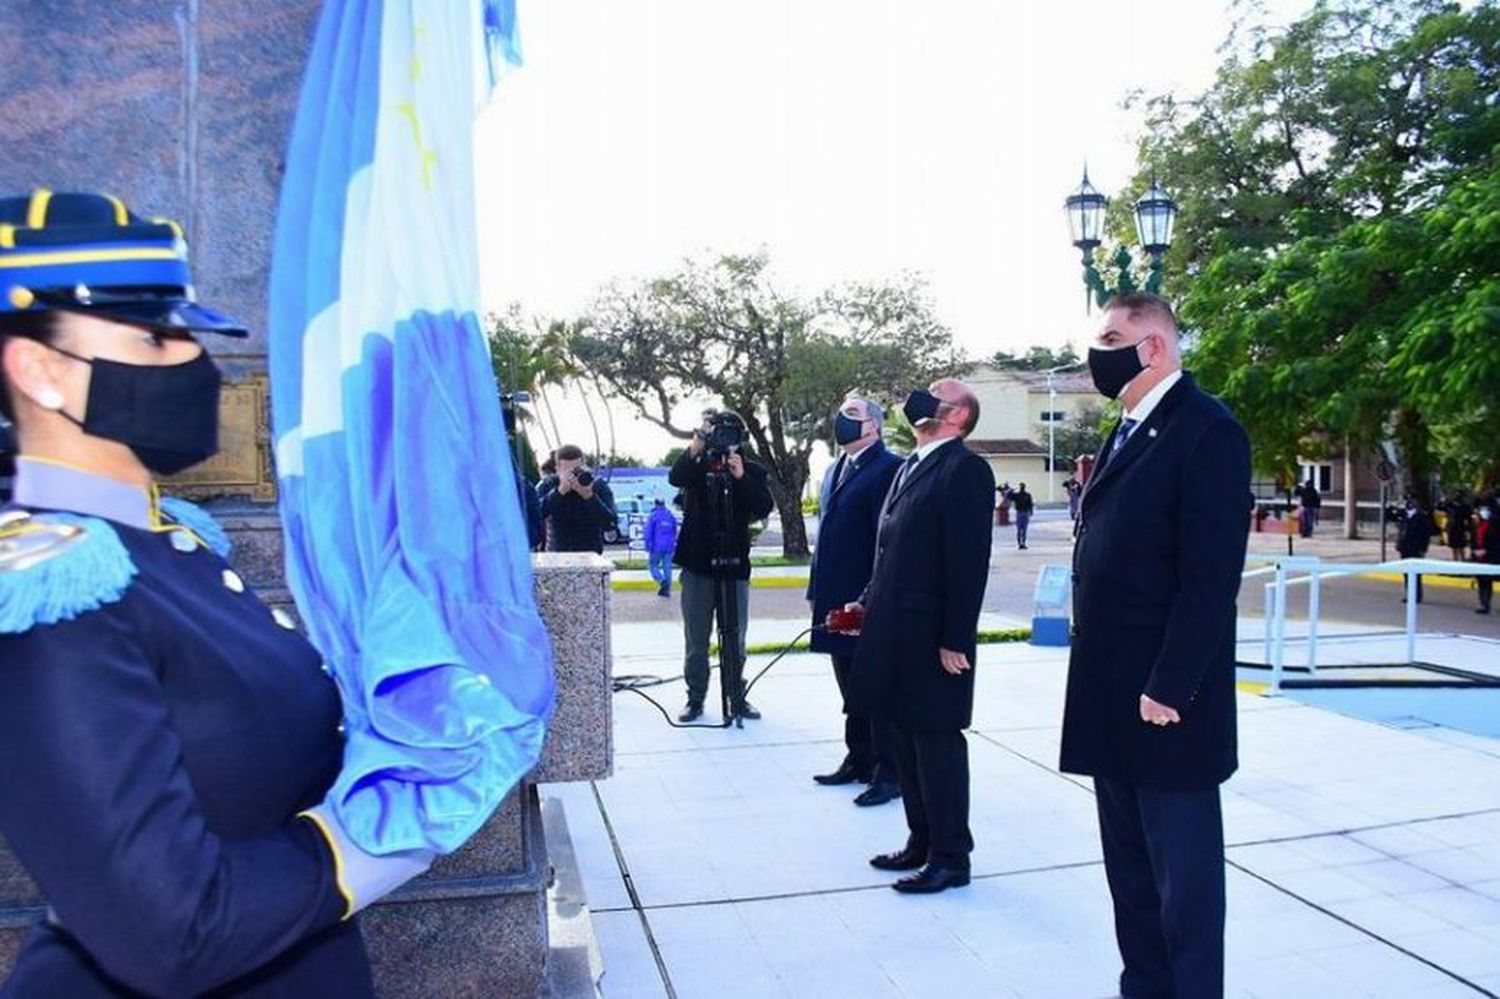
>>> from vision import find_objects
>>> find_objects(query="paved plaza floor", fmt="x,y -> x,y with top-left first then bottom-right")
545,617 -> 1500,998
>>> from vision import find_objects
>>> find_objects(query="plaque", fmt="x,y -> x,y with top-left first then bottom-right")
161,375 -> 276,502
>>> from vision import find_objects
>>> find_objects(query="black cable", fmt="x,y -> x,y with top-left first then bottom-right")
611,625 -> 826,729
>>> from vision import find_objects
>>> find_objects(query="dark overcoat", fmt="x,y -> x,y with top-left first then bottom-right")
1060,373 -> 1252,791
807,441 -> 901,656
848,439 -> 995,733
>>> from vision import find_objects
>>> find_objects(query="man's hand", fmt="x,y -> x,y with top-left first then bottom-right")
938,648 -> 971,675
727,452 -> 745,479
556,472 -> 573,495
1140,694 -> 1181,726
688,432 -> 706,457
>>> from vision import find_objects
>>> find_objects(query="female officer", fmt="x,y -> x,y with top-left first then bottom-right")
0,191 -> 424,997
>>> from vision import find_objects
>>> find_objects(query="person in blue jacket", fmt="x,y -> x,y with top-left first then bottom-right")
0,191 -> 425,997
807,397 -> 902,805
644,497 -> 679,597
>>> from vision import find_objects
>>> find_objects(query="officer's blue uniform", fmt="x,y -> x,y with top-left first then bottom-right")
0,460 -> 371,997
0,190 -> 389,996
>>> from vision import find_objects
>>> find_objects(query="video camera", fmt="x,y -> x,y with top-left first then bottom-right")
700,411 -> 747,467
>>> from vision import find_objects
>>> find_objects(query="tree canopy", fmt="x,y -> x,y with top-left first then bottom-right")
990,344 -> 1081,371
1130,0 -> 1500,495
569,251 -> 962,556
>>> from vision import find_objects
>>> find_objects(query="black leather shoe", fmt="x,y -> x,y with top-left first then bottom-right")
853,781 -> 901,807
869,846 -> 927,871
892,864 -> 970,894
814,760 -> 869,786
678,702 -> 703,723
739,700 -> 761,721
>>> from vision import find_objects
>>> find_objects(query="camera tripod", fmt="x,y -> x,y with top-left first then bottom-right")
704,463 -> 750,727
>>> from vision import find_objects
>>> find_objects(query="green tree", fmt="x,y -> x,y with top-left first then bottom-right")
1129,0 -> 1500,499
660,446 -> 687,468
1039,402 -> 1113,466
570,251 -> 962,556
991,344 -> 1080,371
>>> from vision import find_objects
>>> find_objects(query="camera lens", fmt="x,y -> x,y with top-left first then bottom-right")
575,469 -> 594,487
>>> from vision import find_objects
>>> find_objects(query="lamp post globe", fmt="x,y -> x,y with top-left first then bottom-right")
1065,169 -> 1110,308
1064,169 -> 1108,252
1134,178 -> 1178,293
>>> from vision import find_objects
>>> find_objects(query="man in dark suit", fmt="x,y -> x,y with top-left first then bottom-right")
807,396 -> 903,805
845,378 -> 995,894
1061,293 -> 1251,999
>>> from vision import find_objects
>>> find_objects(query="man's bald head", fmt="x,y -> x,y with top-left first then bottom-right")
931,378 -> 980,438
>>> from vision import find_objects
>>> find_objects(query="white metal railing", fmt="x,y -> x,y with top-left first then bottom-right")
1244,556 -> 1500,692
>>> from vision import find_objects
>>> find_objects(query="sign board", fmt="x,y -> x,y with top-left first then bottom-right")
1033,564 -> 1071,612
161,375 -> 276,501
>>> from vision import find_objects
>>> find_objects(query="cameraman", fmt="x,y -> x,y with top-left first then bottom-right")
670,412 -> 775,722
537,444 -> 618,554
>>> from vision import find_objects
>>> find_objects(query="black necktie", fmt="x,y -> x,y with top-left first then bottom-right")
893,452 -> 919,493
836,455 -> 854,490
1107,418 -> 1139,464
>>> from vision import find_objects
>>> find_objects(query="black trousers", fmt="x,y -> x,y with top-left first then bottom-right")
890,725 -> 972,869
1095,777 -> 1225,999
831,654 -> 894,779
1479,575 -> 1492,610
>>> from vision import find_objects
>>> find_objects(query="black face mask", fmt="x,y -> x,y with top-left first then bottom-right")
1087,342 -> 1147,400
833,413 -> 865,445
48,345 -> 223,475
902,389 -> 943,427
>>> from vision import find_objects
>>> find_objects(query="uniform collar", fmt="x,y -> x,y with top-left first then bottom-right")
11,456 -> 157,530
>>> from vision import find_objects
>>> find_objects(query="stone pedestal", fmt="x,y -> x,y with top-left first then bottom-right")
0,554 -> 613,996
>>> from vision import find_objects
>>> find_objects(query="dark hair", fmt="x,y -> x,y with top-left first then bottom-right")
0,310 -> 64,422
1104,292 -> 1178,333
554,444 -> 585,462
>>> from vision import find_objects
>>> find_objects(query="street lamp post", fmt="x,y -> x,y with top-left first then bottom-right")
1064,168 -> 1178,309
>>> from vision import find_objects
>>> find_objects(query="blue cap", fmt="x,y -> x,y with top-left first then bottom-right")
0,190 -> 246,337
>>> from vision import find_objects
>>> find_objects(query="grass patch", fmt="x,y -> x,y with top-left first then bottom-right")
611,554 -> 811,570
733,627 -> 1033,656
613,576 -> 808,592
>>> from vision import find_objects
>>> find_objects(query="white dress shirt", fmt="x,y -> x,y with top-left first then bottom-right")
1123,369 -> 1183,424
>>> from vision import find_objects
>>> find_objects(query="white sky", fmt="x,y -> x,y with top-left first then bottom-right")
475,0 -> 1310,466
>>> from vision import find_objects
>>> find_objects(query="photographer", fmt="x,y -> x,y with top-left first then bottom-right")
537,444 -> 617,554
670,411 -> 775,722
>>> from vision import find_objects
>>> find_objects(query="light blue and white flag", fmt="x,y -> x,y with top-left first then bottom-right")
268,0 -> 552,855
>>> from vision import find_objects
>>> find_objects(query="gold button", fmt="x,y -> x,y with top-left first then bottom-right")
169,531 -> 198,553
271,608 -> 296,630
222,569 -> 245,593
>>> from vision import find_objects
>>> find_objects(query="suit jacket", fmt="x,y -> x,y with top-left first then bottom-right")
1059,372 -> 1252,790
849,439 -> 995,733
807,441 -> 902,656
